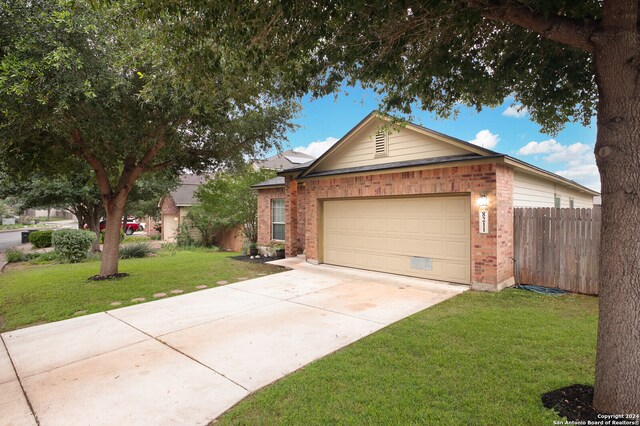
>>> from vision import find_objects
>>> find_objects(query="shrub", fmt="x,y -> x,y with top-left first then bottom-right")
29,230 -> 53,248
4,248 -> 26,263
119,242 -> 155,259
176,223 -> 195,248
18,215 -> 33,225
52,229 -> 96,263
27,251 -> 60,264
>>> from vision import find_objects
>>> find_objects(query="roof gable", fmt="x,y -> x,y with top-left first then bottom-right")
301,112 -> 494,177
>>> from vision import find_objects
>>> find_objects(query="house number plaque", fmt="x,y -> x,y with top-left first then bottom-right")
479,210 -> 489,234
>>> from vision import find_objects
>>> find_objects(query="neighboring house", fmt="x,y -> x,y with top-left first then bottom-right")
253,111 -> 599,291
159,174 -> 243,251
254,149 -> 315,171
159,150 -> 317,249
160,174 -> 208,242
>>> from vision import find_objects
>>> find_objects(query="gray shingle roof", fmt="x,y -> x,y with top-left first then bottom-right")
251,176 -> 285,189
169,174 -> 213,206
255,150 -> 315,171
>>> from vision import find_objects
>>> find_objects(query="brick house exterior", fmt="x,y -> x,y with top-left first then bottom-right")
253,112 -> 597,290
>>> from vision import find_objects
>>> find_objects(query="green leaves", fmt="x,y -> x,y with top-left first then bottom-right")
193,167 -> 276,243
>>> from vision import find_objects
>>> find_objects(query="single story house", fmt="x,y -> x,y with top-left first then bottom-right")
159,174 -> 243,251
159,150 -> 317,250
253,111 -> 599,291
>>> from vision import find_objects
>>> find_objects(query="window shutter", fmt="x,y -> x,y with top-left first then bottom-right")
374,132 -> 388,157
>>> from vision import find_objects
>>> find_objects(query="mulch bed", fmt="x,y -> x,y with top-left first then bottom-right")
230,255 -> 283,264
87,273 -> 130,281
542,384 -> 603,421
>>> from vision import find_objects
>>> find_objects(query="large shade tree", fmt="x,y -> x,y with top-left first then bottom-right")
143,0 -> 638,412
0,0 -> 297,277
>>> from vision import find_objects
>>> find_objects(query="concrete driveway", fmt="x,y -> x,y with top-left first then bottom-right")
1,257 -> 466,425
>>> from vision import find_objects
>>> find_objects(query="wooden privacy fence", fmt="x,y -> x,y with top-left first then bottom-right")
513,207 -> 601,295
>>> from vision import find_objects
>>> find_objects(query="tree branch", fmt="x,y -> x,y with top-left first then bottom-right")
472,2 -> 598,53
70,129 -> 113,200
142,160 -> 173,173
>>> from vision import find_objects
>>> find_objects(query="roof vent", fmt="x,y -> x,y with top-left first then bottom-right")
374,132 -> 388,157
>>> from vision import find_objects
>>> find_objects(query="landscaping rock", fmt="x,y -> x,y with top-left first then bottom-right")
73,310 -> 87,315
195,285 -> 207,289
110,301 -> 122,306
131,297 -> 145,302
170,289 -> 183,294
237,277 -> 248,281
230,255 -> 273,264
153,293 -> 167,298
216,280 -> 229,285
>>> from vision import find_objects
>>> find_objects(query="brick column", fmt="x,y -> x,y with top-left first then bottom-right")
284,176 -> 298,257
495,165 -> 515,287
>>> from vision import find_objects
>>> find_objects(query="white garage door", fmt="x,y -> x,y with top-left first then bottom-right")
322,196 -> 470,284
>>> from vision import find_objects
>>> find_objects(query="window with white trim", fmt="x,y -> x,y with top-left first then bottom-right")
569,198 -> 575,209
272,199 -> 285,240
554,194 -> 561,208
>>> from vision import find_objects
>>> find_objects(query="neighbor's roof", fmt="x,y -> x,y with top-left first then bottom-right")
169,174 -> 213,206
255,150 -> 316,170
251,176 -> 286,189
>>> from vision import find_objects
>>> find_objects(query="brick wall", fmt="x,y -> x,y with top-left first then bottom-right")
160,195 -> 179,215
284,176 -> 298,256
296,182 -> 307,254
301,163 -> 514,287
257,187 -> 285,245
495,165 -> 514,285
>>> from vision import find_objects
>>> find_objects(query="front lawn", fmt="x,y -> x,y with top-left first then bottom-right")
0,250 -> 283,332
219,289 -> 598,425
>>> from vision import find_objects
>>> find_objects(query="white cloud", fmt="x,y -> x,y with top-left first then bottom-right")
518,138 -> 600,191
545,143 -> 591,162
293,137 -> 338,158
469,129 -> 499,149
503,104 -> 528,118
518,139 -> 563,155
556,164 -> 601,191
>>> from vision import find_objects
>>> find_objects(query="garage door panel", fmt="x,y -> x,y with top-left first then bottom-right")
446,241 -> 469,258
445,219 -> 468,236
323,196 -> 470,284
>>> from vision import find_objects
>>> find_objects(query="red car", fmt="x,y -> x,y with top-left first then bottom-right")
99,220 -> 145,235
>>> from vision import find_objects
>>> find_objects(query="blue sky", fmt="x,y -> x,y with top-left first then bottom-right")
279,85 -> 600,191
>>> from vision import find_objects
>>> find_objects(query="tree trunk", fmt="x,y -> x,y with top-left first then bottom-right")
100,199 -> 126,276
86,208 -> 102,253
592,30 -> 640,413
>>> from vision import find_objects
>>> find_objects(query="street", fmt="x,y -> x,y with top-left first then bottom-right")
0,230 -> 22,252
0,220 -> 78,253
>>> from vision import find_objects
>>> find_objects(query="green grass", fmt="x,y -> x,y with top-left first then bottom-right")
122,235 -> 154,243
0,223 -> 49,231
218,290 -> 598,425
0,251 -> 283,332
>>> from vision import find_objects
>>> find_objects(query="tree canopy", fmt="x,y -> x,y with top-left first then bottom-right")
141,1 -> 599,134
0,0 -> 299,276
